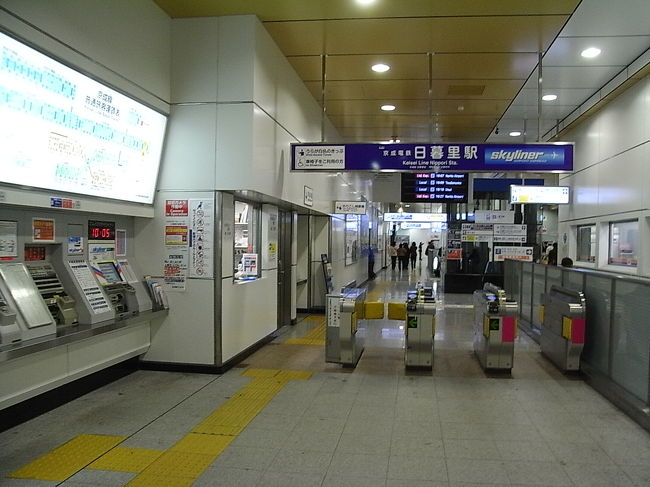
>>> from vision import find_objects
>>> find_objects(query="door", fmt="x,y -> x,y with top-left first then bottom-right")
277,210 -> 293,328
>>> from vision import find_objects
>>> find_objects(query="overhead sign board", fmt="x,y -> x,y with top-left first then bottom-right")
510,185 -> 570,204
401,173 -> 468,202
474,210 -> 515,224
292,143 -> 573,172
335,201 -> 366,214
494,246 -> 534,262
383,212 -> 447,222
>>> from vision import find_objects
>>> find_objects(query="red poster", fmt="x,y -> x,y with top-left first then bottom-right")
446,249 -> 462,260
165,199 -> 189,217
32,218 -> 55,242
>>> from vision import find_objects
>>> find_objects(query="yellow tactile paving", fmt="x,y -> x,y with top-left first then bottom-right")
303,314 -> 326,323
88,447 -> 163,473
275,369 -> 312,381
9,369 -> 312,484
285,321 -> 326,345
9,434 -> 125,481
170,433 -> 233,456
139,450 -> 215,478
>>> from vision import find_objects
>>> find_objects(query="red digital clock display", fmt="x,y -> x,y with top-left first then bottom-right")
88,220 -> 115,241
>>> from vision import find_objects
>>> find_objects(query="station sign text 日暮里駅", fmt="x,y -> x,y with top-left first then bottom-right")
291,143 -> 573,172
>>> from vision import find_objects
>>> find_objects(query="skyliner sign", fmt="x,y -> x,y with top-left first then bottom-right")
291,143 -> 573,172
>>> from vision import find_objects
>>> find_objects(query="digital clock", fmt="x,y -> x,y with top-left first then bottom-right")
88,220 -> 116,241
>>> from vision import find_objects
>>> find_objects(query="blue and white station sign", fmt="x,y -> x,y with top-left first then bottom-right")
291,143 -> 573,172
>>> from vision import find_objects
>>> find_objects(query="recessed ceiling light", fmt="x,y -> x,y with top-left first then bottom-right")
457,105 -> 464,111
381,104 -> 396,111
581,47 -> 601,58
371,63 -> 390,73
356,0 -> 375,5
542,94 -> 557,101
509,131 -> 522,137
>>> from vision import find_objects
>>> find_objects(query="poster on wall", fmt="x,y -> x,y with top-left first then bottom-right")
267,211 -> 278,268
189,199 -> 214,278
163,198 -> 189,291
0,220 -> 18,258
242,253 -> 258,276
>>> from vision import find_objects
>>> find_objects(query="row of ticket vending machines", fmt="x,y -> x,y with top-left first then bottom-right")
0,218 -> 165,347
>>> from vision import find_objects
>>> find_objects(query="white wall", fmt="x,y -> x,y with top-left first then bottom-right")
558,75 -> 650,276
0,0 -> 170,111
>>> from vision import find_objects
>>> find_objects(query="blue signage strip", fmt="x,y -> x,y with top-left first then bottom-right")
291,143 -> 573,172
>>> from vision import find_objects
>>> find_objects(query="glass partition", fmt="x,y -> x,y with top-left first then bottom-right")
504,260 -> 650,428
612,280 -> 649,401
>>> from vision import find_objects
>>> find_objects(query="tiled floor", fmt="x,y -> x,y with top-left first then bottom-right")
1,266 -> 649,486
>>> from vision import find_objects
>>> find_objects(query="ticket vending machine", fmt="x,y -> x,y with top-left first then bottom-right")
50,219 -> 152,325
24,261 -> 79,328
473,283 -> 518,371
0,263 -> 57,342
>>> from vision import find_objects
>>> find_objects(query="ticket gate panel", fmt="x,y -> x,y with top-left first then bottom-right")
404,301 -> 436,369
540,286 -> 586,372
326,289 -> 365,367
473,284 -> 518,371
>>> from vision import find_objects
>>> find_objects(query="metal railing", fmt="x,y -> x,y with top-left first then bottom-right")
504,260 -> 650,431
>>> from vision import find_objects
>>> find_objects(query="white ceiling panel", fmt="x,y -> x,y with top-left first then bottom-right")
559,0 -> 650,36
544,36 -> 650,67
538,66 -> 623,89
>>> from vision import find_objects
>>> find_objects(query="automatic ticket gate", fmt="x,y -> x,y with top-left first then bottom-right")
404,286 -> 436,369
326,288 -> 365,367
540,286 -> 586,371
473,283 -> 518,371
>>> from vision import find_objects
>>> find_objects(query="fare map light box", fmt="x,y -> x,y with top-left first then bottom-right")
0,31 -> 167,204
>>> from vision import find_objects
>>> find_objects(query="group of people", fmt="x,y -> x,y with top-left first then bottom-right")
387,241 -> 420,271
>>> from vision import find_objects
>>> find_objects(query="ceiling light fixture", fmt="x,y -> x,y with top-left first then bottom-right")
457,105 -> 464,111
542,94 -> 557,101
356,0 -> 375,4
381,104 -> 396,111
509,131 -> 522,137
371,63 -> 390,73
581,47 -> 601,58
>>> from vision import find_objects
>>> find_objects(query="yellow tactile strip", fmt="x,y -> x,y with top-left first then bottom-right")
9,434 -> 125,481
8,369 -> 312,486
285,316 -> 326,345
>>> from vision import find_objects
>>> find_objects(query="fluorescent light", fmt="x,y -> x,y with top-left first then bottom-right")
509,131 -> 522,137
581,47 -> 601,58
372,63 -> 390,73
542,94 -> 557,101
357,0 -> 374,4
381,104 -> 396,111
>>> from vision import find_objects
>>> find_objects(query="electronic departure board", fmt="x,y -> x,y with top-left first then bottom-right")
0,31 -> 167,204
401,173 -> 468,203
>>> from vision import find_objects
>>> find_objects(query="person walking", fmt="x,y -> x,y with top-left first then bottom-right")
409,242 -> 418,269
396,243 -> 408,271
388,242 -> 398,270
418,241 -> 423,261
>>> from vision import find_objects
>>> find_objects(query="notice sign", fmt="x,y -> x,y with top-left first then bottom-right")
294,146 -> 345,170
32,218 -> 55,242
335,201 -> 366,214
474,210 -> 515,224
165,225 -> 189,245
165,199 -> 188,217
494,246 -> 534,262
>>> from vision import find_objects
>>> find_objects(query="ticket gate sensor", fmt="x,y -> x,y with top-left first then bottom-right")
0,263 -> 57,342
405,296 -> 436,369
540,286 -> 586,372
473,283 -> 518,371
25,262 -> 79,328
326,288 -> 365,367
